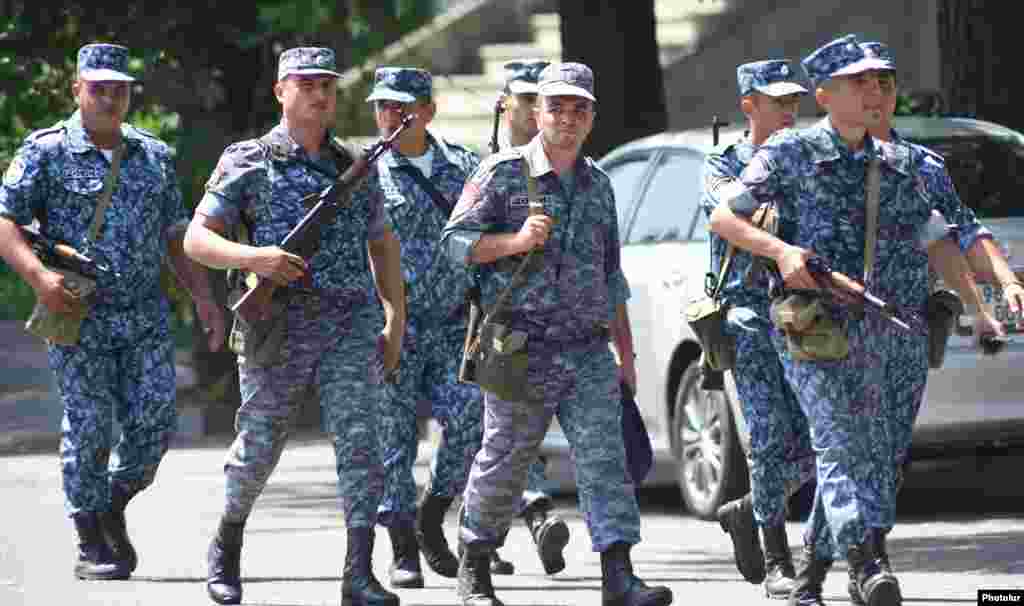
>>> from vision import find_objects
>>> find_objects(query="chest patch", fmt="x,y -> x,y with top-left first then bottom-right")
509,193 -> 555,210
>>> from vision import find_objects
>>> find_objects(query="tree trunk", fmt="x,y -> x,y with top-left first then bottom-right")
937,0 -> 1022,131
558,0 -> 667,159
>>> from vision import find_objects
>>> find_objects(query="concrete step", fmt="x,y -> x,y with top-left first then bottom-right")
479,40 -> 561,80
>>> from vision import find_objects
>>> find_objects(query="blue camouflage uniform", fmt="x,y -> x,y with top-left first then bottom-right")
701,60 -> 817,533
1,100 -> 183,514
363,66 -> 486,525
443,122 -> 639,552
721,36 -> 990,558
197,72 -> 391,528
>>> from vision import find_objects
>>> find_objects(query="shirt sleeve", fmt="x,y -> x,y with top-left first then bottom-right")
700,151 -> 739,218
918,151 -> 992,252
605,183 -> 631,306
724,140 -> 790,218
442,162 -> 504,267
0,141 -> 49,225
194,141 -> 265,229
354,177 -> 392,241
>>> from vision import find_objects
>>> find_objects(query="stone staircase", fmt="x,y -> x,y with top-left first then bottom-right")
427,0 -> 736,151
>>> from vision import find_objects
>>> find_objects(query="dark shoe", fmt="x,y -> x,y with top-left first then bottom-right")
846,529 -> 892,605
101,484 -> 137,573
206,519 -> 245,605
72,512 -> 130,581
490,550 -> 515,575
600,542 -> 673,606
387,523 -> 423,588
762,523 -> 796,599
341,527 -> 400,606
457,541 -> 504,606
717,493 -> 766,584
785,542 -> 833,606
847,530 -> 901,606
523,502 -> 570,575
415,495 -> 458,578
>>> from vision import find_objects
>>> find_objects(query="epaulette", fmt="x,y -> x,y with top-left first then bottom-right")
224,138 -> 269,162
24,121 -> 66,144
328,136 -> 359,162
478,147 -> 522,173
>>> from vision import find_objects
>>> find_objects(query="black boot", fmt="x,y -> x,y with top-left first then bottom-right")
489,550 -> 515,575
762,523 -> 796,599
457,541 -> 504,606
415,495 -> 458,577
600,542 -> 673,606
206,518 -> 244,605
717,493 -> 766,583
72,512 -> 130,581
523,502 -> 570,575
785,543 -> 833,606
341,527 -> 400,606
387,523 -> 424,588
846,530 -> 901,606
101,483 -> 137,573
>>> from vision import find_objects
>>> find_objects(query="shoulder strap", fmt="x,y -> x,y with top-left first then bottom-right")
708,200 -> 773,299
482,157 -> 539,324
396,162 -> 455,217
864,155 -> 881,283
87,145 -> 124,243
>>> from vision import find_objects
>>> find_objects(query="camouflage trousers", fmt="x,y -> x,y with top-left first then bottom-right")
774,316 -> 898,560
461,338 -> 641,552
802,326 -> 929,557
221,302 -> 386,529
727,306 -> 816,528
377,321 -> 483,526
519,456 -> 552,514
48,316 -> 177,515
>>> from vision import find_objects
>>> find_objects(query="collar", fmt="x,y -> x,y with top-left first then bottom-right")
875,131 -> 914,176
64,110 -> 142,154
732,135 -> 757,165
380,131 -> 456,172
265,121 -> 338,162
518,133 -> 593,185
803,117 -> 878,165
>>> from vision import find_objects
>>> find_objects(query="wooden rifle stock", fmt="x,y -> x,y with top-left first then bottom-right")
230,114 -> 415,323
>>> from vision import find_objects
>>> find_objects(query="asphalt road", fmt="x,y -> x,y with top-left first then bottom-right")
2,436 -> 1023,606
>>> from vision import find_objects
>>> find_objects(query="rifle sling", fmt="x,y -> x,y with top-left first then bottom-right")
86,144 -> 124,244
864,154 -> 881,283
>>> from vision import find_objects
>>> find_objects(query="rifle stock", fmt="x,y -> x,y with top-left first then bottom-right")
229,114 -> 415,323
18,225 -> 116,279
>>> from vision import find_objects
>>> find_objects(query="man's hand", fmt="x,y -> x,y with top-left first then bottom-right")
195,297 -> 226,352
973,308 -> 1006,346
30,268 -> 78,314
513,215 -> 553,254
247,247 -> 307,286
774,245 -> 818,290
1002,282 -> 1024,316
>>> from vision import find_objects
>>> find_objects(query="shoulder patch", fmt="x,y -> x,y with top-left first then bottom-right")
25,122 -> 66,144
3,156 -> 26,186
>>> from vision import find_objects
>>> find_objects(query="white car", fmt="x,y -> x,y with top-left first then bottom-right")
541,116 -> 1024,520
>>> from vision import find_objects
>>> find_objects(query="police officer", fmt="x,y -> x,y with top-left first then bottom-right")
473,58 -> 572,578
710,35 -> 1007,606
0,43 -> 223,581
703,60 -> 817,600
360,67 -> 484,589
183,47 -> 405,606
443,62 -> 673,606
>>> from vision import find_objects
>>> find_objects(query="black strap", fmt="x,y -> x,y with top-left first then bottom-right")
394,164 -> 455,218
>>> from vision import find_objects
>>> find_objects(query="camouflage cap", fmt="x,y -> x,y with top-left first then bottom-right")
736,60 -> 808,97
537,62 -> 596,102
801,34 -> 892,88
365,67 -> 433,103
502,59 -> 551,95
859,42 -> 895,71
77,43 -> 136,82
277,47 -> 341,81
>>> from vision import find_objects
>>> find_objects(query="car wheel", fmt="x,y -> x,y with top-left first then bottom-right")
672,360 -> 748,520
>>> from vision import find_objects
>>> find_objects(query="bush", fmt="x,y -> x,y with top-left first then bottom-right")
0,261 -> 36,321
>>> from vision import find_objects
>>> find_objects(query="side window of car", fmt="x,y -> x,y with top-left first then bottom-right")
603,155 -> 652,236
626,151 -> 704,244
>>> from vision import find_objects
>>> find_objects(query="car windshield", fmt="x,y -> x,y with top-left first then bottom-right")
910,135 -> 1024,219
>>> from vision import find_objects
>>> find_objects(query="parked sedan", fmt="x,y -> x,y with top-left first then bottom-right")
541,116 -> 1024,520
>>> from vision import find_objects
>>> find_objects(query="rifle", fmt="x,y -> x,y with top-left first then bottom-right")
458,280 -> 482,383
489,97 -> 504,154
230,114 -> 415,324
802,255 -> 926,333
18,224 -> 119,281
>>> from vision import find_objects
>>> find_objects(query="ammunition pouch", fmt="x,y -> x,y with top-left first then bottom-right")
463,319 -> 530,402
685,295 -> 735,372
228,289 -> 288,366
926,289 -> 963,369
770,293 -> 849,362
24,267 -> 96,346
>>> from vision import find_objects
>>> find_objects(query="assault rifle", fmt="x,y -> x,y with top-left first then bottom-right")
19,224 -> 119,281
231,114 -> 415,324
802,255 -> 926,333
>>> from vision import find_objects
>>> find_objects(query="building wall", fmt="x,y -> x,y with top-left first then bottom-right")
662,0 -> 940,132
